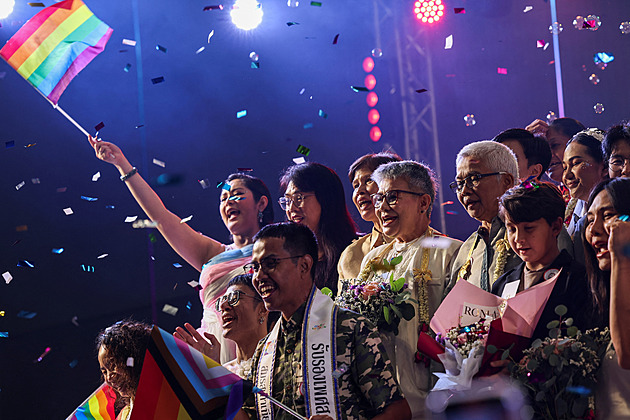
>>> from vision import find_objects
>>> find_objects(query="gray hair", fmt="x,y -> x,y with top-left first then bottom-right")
372,160 -> 437,215
456,140 -> 519,181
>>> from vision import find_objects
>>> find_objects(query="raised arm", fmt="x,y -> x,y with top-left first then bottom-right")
89,135 -> 224,272
609,218 -> 630,369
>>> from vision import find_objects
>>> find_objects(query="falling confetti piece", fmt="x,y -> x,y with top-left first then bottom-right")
236,110 -> 247,119
419,236 -> 455,249
195,46 -> 206,54
151,76 -> 165,84
94,121 -> 105,131
251,62 -> 260,69
208,30 -> 215,42
523,6 -> 533,12
188,280 -> 200,288
287,22 -> 299,26
119,49 -> 128,53
454,7 -> 465,14
31,178 -> 40,184
332,34 -> 339,44
28,2 -> 45,6
162,304 -> 179,316
81,265 -> 95,272
186,301 -> 192,310
105,205 -> 115,209
153,158 -> 166,167
351,86 -> 368,92
173,263 -> 183,268
299,88 -> 306,95
122,39 -> 136,46
0,332 -> 8,338
125,216 -> 138,223
442,201 -> 454,205
15,181 -> 25,190
2,272 -> 12,284
80,196 -> 98,201
17,310 -> 37,319
149,233 -> 157,243
135,124 -> 144,128
293,157 -> 306,164
228,196 -> 245,201
237,168 -> 253,172
594,52 -> 614,64
296,144 -> 311,156
318,109 -> 328,119
69,360 -> 79,368
124,63 -> 132,72
5,141 -> 15,148
415,89 -> 428,93
497,67 -> 507,74
303,123 -> 313,129
24,143 -> 37,148
63,207 -> 74,215
52,248 -> 64,254
92,171 -> 101,182
536,40 -> 545,48
71,316 -> 79,326
132,219 -> 158,228
156,44 -> 167,53
222,183 -> 231,191
97,254 -> 108,259
15,225 -> 27,232
310,1 -> 322,6
203,5 -> 224,10
444,35 -> 453,49
199,179 -> 211,189
446,211 -> 459,215
180,215 -> 193,224
57,187 -> 68,193
126,357 -> 134,367
17,260 -> 34,268
35,347 -> 51,362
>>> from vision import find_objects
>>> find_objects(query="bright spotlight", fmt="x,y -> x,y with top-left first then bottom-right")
414,0 -> 444,24
0,0 -> 15,20
231,0 -> 263,30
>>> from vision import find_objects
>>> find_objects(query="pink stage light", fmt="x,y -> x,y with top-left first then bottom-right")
414,0 -> 444,24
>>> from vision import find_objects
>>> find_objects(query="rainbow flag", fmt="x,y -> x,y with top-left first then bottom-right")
66,382 -> 117,420
0,0 -> 112,105
130,326 -> 251,420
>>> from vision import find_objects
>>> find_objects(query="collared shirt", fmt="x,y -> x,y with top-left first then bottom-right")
243,298 -> 403,420
337,227 -> 392,286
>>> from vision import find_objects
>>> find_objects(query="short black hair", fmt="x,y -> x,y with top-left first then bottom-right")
493,128 -> 552,177
253,222 -> 319,279
347,152 -> 402,182
602,122 -> 630,163
499,182 -> 565,227
549,118 -> 585,139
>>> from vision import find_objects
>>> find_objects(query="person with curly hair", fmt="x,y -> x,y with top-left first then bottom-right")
96,320 -> 153,420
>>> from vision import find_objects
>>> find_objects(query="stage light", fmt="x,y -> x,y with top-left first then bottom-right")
414,0 -> 444,24
231,0 -> 263,30
362,57 -> 375,73
364,74 -> 376,90
0,0 -> 15,19
370,126 -> 382,142
366,92 -> 378,107
368,109 -> 380,125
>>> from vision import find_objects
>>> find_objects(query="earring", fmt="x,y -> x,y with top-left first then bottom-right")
258,211 -> 264,224
259,317 -> 265,324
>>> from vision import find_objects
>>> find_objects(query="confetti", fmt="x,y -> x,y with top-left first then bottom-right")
222,183 -> 231,191
81,196 -> 98,201
162,304 -> 179,316
2,272 -> 13,284
17,310 -> 37,319
444,35 -> 453,49
454,7 -> 465,14
303,123 -> 313,129
71,316 -> 79,326
332,34 -> 339,44
15,181 -> 25,190
122,39 -> 136,46
188,280 -> 201,288
237,168 -> 253,172
126,357 -> 134,367
299,88 -> 306,95
442,201 -> 454,205
203,5 -> 224,10
94,121 -> 105,131
17,260 -> 34,268
125,215 -> 138,223
97,254 -> 108,259
584,15 -> 601,31
92,171 -> 101,182
0,311 -> 4,316
28,2 -> 45,6
287,22 -> 299,26
318,109 -> 328,119
195,46 -> 206,54
5,141 -> 15,148
149,233 -> 157,243
310,1 -> 322,6
536,40 -> 545,48
523,6 -> 533,13
63,207 -> 74,215
81,265 -> 94,272
35,347 -> 51,362
236,110 -> 247,119
31,178 -> 40,184
173,263 -> 183,268
351,86 -> 368,92
180,215 -> 193,224
124,63 -> 132,72
105,205 -> 115,209
0,332 -> 8,338
52,248 -> 64,254
419,236 -> 454,249
153,158 -> 166,167
135,124 -> 144,128
228,196 -> 245,201
446,211 -> 459,215
296,145 -> 311,156
132,219 -> 158,228
151,76 -> 165,84
594,52 -> 614,64
497,67 -> 507,75
415,89 -> 428,93
208,30 -> 215,42
251,62 -> 260,69
156,44 -> 167,53
293,157 -> 306,164
186,301 -> 192,310
24,143 -> 37,148
69,360 -> 79,368
199,179 -> 211,189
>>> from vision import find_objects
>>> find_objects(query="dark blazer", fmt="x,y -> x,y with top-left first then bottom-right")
491,250 -> 591,341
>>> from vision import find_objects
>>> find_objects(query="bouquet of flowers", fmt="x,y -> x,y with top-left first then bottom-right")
324,256 -> 416,335
507,305 -> 610,420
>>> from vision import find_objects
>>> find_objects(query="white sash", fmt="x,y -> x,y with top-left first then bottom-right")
255,287 -> 340,420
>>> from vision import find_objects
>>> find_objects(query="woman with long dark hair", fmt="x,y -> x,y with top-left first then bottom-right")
279,162 -> 357,295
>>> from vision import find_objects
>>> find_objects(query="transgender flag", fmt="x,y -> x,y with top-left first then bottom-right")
0,0 -> 112,104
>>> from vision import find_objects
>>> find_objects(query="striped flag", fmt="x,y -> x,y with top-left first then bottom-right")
66,382 -> 117,420
0,0 -> 112,104
130,326 -> 251,420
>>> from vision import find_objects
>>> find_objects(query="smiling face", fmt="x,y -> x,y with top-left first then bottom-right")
283,181 -> 322,233
585,190 -> 616,272
98,346 -> 133,398
505,215 -> 561,270
375,177 -> 430,242
218,284 -> 265,342
562,142 -> 605,201
546,127 -> 571,182
219,179 -> 266,238
252,237 -> 312,319
456,157 -> 513,225
351,167 -> 379,224
609,139 -> 630,179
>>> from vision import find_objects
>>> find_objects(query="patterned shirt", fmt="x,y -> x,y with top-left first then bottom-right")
243,298 -> 404,420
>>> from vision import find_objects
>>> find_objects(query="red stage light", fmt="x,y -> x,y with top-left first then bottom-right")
370,126 -> 382,142
365,74 -> 376,90
414,0 -> 443,23
362,57 -> 375,73
366,91 -> 378,107
368,109 -> 380,125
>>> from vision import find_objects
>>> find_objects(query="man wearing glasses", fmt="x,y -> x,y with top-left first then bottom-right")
240,222 -> 411,420
447,140 -> 520,292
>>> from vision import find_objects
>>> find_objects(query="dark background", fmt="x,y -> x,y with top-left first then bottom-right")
1,0 -> 629,418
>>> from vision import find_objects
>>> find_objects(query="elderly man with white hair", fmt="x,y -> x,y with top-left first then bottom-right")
358,160 -> 462,419
447,140 -> 520,292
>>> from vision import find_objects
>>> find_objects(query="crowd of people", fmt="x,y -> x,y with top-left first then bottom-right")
87,117 -> 630,420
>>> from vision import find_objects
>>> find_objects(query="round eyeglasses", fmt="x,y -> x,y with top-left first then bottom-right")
371,189 -> 426,208
243,255 -> 304,274
215,290 -> 262,312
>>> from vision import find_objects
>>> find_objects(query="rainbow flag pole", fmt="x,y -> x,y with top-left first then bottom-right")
0,0 -> 113,137
253,387 -> 308,420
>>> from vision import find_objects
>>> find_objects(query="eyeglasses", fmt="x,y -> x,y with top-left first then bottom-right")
278,193 -> 315,211
243,255 -> 305,274
609,157 -> 630,172
371,189 -> 426,208
449,172 -> 506,193
215,290 -> 262,311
